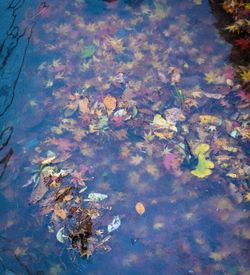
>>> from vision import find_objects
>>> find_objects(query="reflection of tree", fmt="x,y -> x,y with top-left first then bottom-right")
0,127 -> 13,179
0,1 -> 33,180
0,1 -> 32,116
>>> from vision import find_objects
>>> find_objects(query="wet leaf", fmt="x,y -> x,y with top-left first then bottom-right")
135,202 -> 145,215
103,95 -> 117,113
56,227 -> 66,243
54,208 -> 67,220
108,216 -> 121,233
81,44 -> 96,59
191,144 -> 214,178
87,192 -> 108,202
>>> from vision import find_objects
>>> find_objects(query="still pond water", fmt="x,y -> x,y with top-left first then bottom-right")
0,0 -> 249,274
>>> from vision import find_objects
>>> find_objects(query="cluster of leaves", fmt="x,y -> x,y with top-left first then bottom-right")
13,0 -> 250,272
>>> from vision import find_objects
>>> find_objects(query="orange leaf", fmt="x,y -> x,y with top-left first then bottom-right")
103,95 -> 117,112
135,202 -> 145,215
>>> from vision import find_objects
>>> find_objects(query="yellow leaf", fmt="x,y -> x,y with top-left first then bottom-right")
191,144 -> 214,178
226,173 -> 237,178
135,202 -> 145,215
194,143 -> 210,155
152,114 -> 168,128
154,131 -> 174,139
199,115 -> 221,125
244,192 -> 250,202
239,66 -> 250,83
204,71 -> 219,84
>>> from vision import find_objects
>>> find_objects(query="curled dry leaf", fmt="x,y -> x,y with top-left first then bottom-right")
135,202 -> 145,215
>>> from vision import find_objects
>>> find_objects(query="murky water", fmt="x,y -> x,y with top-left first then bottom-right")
0,0 -> 249,274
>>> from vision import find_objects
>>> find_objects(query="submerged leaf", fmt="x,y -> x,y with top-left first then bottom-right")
56,227 -> 66,243
152,114 -> 168,128
81,45 -> 96,59
108,216 -> 121,233
103,95 -> 117,113
135,202 -> 145,215
87,192 -> 108,202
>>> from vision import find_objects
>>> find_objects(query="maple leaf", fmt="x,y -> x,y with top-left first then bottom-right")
146,164 -> 160,178
56,24 -> 71,35
120,145 -> 130,158
237,90 -> 250,101
224,24 -> 240,33
204,71 -> 220,84
210,251 -> 229,261
129,155 -> 143,165
134,51 -> 144,61
52,59 -> 62,68
107,37 -> 125,53
239,66 -> 250,83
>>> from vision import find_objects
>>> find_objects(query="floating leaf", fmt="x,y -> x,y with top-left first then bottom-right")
108,216 -> 121,233
135,202 -> 145,215
191,144 -> 214,178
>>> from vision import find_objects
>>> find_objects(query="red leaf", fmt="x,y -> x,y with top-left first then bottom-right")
234,39 -> 249,50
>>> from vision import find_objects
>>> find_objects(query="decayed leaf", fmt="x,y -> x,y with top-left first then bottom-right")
135,202 -> 145,215
103,95 -> 117,113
